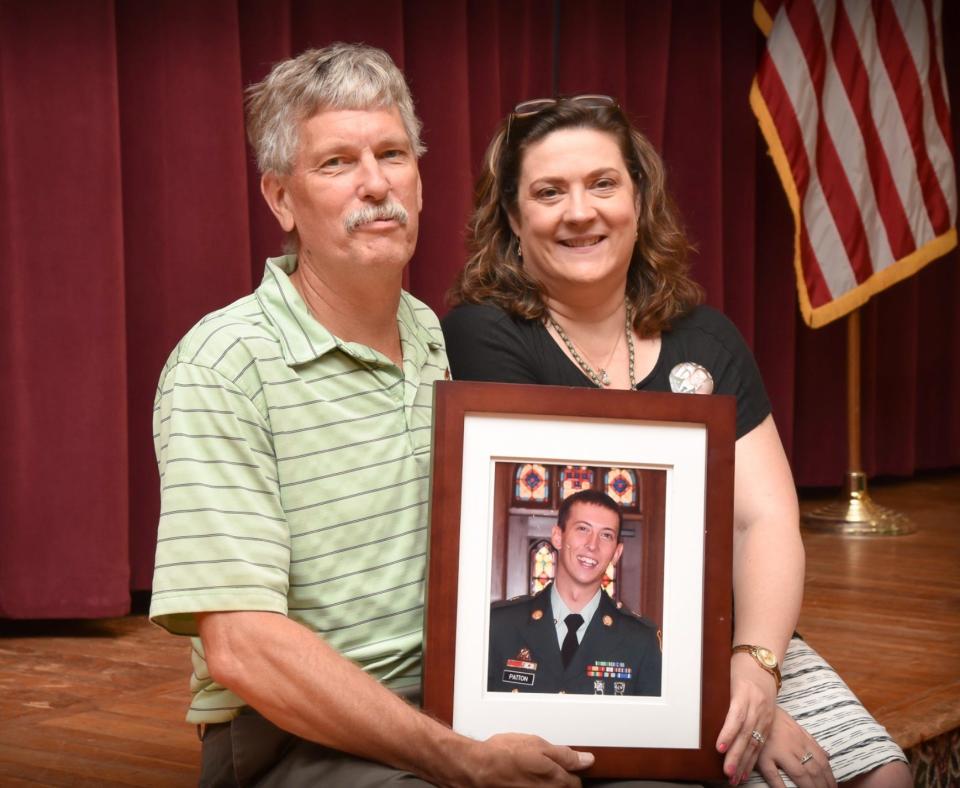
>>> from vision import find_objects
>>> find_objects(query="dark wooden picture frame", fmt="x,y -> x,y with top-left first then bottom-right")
422,381 -> 735,781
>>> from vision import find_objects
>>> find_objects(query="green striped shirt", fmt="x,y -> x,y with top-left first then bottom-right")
149,255 -> 449,723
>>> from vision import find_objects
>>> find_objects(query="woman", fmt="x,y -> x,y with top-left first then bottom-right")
442,96 -> 910,788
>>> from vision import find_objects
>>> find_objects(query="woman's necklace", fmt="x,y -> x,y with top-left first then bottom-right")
548,306 -> 636,388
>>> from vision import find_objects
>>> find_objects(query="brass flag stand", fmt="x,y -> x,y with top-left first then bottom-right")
801,309 -> 916,535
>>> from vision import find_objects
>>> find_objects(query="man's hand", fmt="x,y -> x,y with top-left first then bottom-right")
464,733 -> 593,788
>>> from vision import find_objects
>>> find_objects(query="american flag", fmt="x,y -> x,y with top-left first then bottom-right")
750,0 -> 957,328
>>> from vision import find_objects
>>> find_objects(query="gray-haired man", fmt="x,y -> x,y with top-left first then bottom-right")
149,44 -> 592,786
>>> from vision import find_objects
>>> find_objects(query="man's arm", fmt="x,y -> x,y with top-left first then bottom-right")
199,610 -> 593,787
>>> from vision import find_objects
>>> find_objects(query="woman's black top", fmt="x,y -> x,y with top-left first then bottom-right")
441,302 -> 771,440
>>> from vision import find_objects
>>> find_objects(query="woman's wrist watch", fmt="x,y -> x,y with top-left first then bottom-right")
732,644 -> 782,691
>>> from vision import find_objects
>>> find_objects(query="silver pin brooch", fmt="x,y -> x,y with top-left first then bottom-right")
669,362 -> 714,394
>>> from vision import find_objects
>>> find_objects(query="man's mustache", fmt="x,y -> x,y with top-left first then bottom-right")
344,201 -> 409,233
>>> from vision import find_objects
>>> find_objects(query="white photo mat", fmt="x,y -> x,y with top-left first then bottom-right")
452,413 -> 708,749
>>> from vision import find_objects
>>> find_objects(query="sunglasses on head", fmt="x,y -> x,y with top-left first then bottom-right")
505,94 -> 619,143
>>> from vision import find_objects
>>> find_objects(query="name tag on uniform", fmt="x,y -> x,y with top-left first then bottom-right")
585,661 -> 632,680
502,669 -> 535,686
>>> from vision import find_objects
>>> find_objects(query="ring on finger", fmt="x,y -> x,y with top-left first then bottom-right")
800,751 -> 814,765
751,729 -> 766,745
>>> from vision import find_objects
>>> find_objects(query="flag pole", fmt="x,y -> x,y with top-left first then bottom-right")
801,309 -> 916,535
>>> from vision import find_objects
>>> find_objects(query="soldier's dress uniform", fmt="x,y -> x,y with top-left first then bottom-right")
488,583 -> 661,696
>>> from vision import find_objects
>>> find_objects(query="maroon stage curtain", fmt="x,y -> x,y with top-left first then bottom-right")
1,0 -> 957,618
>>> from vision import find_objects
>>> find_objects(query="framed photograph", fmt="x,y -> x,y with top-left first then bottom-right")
423,381 -> 735,781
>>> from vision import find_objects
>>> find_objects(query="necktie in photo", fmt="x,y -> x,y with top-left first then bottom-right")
561,613 -> 584,668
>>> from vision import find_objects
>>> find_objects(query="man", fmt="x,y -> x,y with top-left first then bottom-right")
489,489 -> 661,696
149,44 -> 592,787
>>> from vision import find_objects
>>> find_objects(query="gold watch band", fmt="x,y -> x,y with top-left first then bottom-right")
732,644 -> 782,692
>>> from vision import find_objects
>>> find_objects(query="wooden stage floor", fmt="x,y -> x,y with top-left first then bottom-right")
796,471 -> 960,752
0,471 -> 957,786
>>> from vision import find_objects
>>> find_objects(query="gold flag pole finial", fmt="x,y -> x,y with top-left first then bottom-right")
801,309 -> 916,536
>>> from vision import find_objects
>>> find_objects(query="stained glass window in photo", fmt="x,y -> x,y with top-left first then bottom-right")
529,540 -> 556,594
601,562 -> 617,599
560,465 -> 594,499
515,463 -> 550,503
604,467 -> 637,507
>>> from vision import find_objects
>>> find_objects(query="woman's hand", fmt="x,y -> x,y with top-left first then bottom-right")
754,707 -> 836,788
715,655 -> 778,784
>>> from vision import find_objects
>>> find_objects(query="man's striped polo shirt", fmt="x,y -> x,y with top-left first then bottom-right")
149,255 -> 449,724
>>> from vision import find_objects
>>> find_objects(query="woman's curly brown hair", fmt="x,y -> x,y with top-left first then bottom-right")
448,100 -> 702,337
